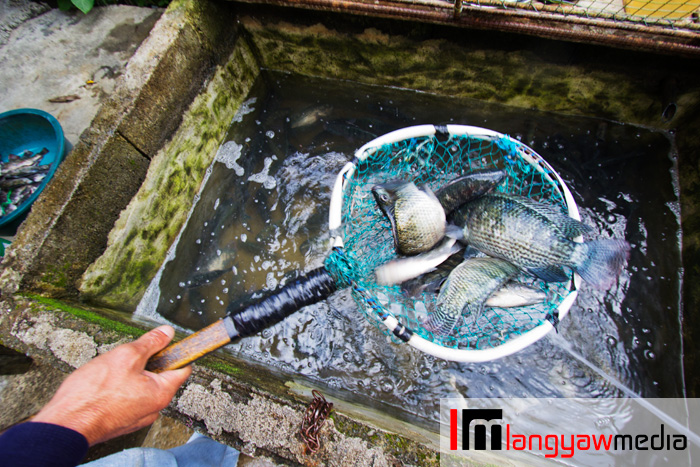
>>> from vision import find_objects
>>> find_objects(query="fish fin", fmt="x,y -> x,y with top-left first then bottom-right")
527,265 -> 569,283
422,310 -> 459,337
574,239 -> 630,289
444,223 -> 464,241
461,303 -> 484,328
514,195 -> 594,238
402,276 -> 445,297
557,217 -> 594,239
462,245 -> 483,259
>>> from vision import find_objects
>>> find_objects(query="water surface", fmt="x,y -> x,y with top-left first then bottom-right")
140,71 -> 682,427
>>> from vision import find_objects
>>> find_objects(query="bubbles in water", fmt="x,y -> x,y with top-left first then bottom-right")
595,416 -> 613,429
380,378 -> 394,393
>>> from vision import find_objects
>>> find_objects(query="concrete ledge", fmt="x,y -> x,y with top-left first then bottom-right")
0,294 -> 437,465
0,0 -> 240,300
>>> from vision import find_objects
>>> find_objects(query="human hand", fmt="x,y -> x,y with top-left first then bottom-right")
32,325 -> 192,446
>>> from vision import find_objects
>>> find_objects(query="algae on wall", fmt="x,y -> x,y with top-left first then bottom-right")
79,37 -> 260,311
241,16 -> 698,129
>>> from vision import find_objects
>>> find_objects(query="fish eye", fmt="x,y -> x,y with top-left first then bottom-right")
380,193 -> 390,202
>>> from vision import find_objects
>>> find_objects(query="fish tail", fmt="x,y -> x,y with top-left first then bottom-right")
573,239 -> 630,290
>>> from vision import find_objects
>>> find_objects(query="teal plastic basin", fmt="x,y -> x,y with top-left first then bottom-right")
0,109 -> 67,226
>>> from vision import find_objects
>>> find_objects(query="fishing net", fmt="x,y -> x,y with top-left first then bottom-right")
324,124 -> 579,361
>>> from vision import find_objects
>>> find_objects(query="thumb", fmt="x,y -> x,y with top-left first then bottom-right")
130,326 -> 175,364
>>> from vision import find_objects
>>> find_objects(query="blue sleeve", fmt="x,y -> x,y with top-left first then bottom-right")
0,421 -> 89,467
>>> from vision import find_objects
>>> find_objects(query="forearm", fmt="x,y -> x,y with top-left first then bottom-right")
0,421 -> 89,467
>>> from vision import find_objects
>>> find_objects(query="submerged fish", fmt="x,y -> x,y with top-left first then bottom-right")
435,169 -> 506,214
372,180 -> 446,256
423,257 -> 519,336
290,104 -> 333,129
457,193 -> 630,289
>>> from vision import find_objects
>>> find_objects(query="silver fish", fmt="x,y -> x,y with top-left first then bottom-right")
1,152 -> 45,174
375,236 -> 460,286
457,193 -> 630,289
4,164 -> 50,178
372,180 -> 446,256
424,257 -> 519,336
484,282 -> 547,308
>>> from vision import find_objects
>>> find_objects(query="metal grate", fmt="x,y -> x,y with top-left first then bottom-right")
454,0 -> 700,30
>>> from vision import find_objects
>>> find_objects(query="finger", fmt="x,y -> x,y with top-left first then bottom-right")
129,326 -> 176,364
155,365 -> 193,394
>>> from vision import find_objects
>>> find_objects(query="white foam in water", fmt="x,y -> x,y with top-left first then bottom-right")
231,97 -> 256,123
247,157 -> 277,190
215,141 -> 245,176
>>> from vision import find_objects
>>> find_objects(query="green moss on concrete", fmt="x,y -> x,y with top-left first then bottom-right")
199,359 -> 244,376
40,264 -> 72,290
21,293 -> 145,337
80,37 -> 261,311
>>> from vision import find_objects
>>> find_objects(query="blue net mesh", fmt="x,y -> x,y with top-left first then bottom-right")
324,130 -> 574,351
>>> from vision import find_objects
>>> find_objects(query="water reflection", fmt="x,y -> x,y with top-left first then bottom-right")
139,71 -> 682,427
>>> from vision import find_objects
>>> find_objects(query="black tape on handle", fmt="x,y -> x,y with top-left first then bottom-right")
231,267 -> 338,337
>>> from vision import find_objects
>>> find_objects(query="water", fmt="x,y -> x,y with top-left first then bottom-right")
139,71 -> 682,428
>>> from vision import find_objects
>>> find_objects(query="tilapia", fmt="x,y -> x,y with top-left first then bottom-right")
435,169 -> 506,214
372,180 -> 446,256
423,257 -> 519,336
402,252 -> 547,307
457,193 -> 630,289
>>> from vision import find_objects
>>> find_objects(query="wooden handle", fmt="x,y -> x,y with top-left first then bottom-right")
146,319 -> 234,373
145,268 -> 337,373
